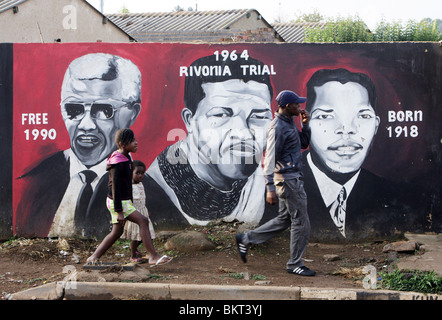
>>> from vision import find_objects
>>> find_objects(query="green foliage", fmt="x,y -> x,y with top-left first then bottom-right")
379,269 -> 442,294
295,9 -> 324,23
305,16 -> 372,42
226,272 -> 245,279
373,19 -> 441,41
118,5 -> 129,14
304,16 -> 442,42
426,18 -> 442,33
251,274 -> 267,281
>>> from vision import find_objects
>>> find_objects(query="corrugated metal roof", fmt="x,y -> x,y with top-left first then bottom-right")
0,0 -> 28,13
273,22 -> 325,43
108,9 -> 264,34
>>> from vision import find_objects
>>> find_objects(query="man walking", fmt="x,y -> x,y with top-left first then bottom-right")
236,90 -> 315,276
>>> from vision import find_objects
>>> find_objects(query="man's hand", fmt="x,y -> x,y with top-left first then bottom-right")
266,191 -> 277,205
300,110 -> 310,124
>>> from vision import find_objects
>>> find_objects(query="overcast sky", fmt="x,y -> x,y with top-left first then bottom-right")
87,0 -> 441,30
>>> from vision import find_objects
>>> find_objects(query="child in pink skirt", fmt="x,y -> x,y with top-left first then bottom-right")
121,160 -> 156,262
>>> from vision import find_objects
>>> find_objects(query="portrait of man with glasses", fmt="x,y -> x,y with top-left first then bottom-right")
15,53 -> 141,239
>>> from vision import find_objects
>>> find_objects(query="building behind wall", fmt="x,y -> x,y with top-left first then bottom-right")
108,9 -> 284,43
0,0 -> 133,43
273,22 -> 326,43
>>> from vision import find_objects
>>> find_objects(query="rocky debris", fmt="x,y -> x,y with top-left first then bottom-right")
382,240 -> 418,253
0,237 -> 85,262
332,267 -> 365,280
396,234 -> 442,276
387,251 -> 399,262
216,266 -> 235,274
82,262 -> 135,271
164,231 -> 216,252
77,264 -> 150,283
56,239 -> 70,251
155,231 -> 181,242
323,254 -> 340,261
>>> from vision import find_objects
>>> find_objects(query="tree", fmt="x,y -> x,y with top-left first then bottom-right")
304,16 -> 372,42
119,5 -> 129,14
304,16 -> 442,42
424,18 -> 442,33
295,9 -> 324,23
372,19 -> 441,41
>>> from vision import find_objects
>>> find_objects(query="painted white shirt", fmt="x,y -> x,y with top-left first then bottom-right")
306,152 -> 360,237
47,149 -> 107,238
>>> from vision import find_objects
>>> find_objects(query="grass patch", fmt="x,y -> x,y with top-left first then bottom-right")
251,274 -> 267,281
379,269 -> 442,294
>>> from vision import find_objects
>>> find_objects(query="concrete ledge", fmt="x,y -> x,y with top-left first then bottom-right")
64,282 -> 301,300
7,282 -> 64,300
8,281 -> 441,300
300,287 -> 358,300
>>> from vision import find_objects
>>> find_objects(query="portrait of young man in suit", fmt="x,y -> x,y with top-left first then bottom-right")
302,68 -> 409,240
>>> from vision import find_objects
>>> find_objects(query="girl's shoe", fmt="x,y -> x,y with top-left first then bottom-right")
130,257 -> 145,263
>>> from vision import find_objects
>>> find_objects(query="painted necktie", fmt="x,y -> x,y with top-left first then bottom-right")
329,186 -> 347,237
74,170 -> 97,233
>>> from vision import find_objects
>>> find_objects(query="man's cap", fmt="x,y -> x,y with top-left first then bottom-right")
276,90 -> 306,106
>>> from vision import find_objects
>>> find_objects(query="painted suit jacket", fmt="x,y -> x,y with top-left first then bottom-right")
15,151 -> 111,239
302,151 -> 416,242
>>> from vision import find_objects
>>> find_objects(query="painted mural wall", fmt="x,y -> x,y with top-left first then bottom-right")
1,42 -> 440,242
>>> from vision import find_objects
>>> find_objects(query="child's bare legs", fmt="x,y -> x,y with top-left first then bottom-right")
127,210 -> 169,264
87,223 -> 124,263
130,240 -> 142,259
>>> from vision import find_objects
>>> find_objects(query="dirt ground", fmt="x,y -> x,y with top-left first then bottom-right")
0,221 -> 396,299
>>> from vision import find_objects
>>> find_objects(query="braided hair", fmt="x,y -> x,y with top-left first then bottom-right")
115,128 -> 135,148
